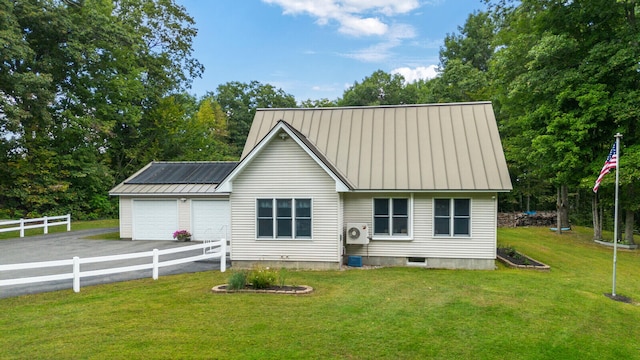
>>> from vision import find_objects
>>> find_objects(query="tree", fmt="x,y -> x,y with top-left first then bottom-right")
213,81 -> 296,157
488,0 -> 640,234
338,70 -> 417,106
440,11 -> 496,72
186,96 -> 233,160
0,0 -> 202,218
422,59 -> 491,103
300,98 -> 338,108
414,11 -> 495,105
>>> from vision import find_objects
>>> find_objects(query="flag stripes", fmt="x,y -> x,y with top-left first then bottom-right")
593,142 -> 617,193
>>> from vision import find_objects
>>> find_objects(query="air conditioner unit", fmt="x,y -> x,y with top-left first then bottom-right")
346,223 -> 369,245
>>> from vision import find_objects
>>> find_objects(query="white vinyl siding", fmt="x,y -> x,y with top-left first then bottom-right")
344,192 -> 497,260
119,197 -> 133,238
230,136 -> 340,263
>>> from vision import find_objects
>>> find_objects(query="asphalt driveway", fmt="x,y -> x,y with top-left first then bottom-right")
0,228 -> 228,298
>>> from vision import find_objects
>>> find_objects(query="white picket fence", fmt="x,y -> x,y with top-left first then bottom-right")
0,239 -> 226,293
0,214 -> 71,237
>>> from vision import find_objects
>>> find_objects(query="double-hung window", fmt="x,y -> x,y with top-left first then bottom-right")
257,198 -> 312,239
434,198 -> 470,236
373,198 -> 410,237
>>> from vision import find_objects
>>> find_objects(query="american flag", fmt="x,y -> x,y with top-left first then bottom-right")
593,142 -> 617,193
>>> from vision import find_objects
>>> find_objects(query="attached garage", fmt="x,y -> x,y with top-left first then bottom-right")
132,200 -> 178,240
191,200 -> 230,241
110,162 -> 237,241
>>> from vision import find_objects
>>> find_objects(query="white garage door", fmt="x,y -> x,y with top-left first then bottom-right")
191,200 -> 230,241
132,200 -> 178,240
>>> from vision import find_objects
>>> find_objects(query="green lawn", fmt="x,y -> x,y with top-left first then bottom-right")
1,226 -> 639,359
0,219 -> 118,240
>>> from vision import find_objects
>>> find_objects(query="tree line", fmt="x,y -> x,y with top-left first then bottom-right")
1,0 -> 638,243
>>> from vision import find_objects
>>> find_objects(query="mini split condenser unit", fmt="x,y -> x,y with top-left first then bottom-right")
346,223 -> 369,245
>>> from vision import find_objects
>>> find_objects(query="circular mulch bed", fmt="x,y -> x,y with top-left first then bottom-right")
212,284 -> 313,294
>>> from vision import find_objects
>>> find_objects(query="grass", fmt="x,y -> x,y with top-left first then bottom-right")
0,219 -> 118,240
84,232 -> 121,240
1,226 -> 640,359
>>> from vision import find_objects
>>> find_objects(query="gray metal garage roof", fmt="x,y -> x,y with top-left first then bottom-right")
126,162 -> 237,184
109,161 -> 238,196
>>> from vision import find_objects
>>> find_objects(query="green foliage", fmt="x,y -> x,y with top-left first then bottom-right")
277,267 -> 288,288
226,271 -> 248,290
484,0 -> 640,230
213,81 -> 296,157
440,11 -> 496,72
0,0 -> 202,218
299,98 -> 338,108
247,266 -> 277,289
339,70 -> 417,106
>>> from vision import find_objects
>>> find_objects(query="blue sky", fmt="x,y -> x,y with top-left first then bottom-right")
176,0 -> 487,102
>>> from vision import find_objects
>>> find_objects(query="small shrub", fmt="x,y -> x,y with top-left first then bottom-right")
248,266 -> 277,289
227,271 -> 248,290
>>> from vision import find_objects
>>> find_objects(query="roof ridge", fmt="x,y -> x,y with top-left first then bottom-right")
256,101 -> 492,111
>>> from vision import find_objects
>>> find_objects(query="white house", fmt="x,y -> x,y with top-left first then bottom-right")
216,102 -> 512,270
110,102 -> 512,270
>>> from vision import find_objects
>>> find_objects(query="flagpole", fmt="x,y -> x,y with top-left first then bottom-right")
612,132 -> 622,297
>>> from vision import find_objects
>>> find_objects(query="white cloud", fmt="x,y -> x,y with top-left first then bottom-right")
262,0 -> 419,37
341,23 -> 416,62
338,15 -> 387,36
311,84 -> 338,92
391,65 -> 439,83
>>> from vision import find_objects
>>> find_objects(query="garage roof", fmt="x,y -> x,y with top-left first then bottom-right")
127,162 -> 237,184
109,161 -> 238,195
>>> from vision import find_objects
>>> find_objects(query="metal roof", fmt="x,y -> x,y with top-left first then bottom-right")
126,162 -> 237,184
242,102 -> 512,191
109,161 -> 238,195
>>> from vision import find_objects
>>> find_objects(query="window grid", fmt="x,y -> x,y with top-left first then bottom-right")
434,198 -> 470,237
257,198 -> 312,239
373,198 -> 410,237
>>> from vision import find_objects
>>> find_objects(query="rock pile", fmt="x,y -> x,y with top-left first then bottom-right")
497,211 -> 557,228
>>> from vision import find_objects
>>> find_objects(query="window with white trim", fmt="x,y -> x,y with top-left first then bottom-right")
257,198 -> 312,239
373,198 -> 410,236
434,198 -> 470,236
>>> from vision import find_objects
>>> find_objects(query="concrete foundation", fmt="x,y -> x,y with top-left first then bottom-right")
233,257 -> 495,270
231,260 -> 341,271
354,256 -> 496,270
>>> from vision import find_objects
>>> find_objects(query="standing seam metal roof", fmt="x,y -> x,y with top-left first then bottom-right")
242,102 -> 512,191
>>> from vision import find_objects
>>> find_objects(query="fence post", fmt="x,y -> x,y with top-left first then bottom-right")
220,238 -> 226,272
73,256 -> 80,293
44,216 -> 48,235
20,219 -> 24,238
66,214 -> 71,232
152,249 -> 159,280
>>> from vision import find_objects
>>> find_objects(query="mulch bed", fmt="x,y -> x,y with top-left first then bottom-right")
604,293 -> 634,304
497,247 -> 550,271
